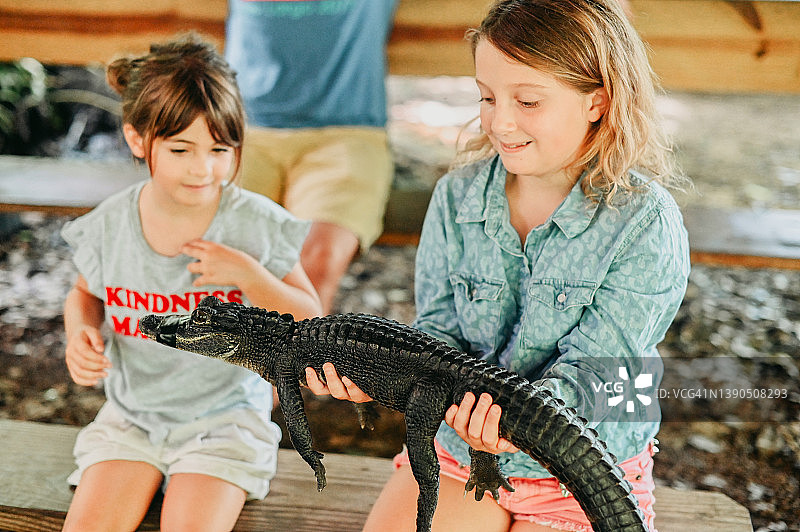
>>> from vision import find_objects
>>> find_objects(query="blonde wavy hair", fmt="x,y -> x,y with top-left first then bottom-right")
106,33 -> 245,182
461,0 -> 684,203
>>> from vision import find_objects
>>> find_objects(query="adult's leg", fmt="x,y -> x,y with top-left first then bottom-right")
160,473 -> 247,532
285,128 -> 393,314
301,221 -> 359,314
363,464 -> 512,532
62,460 -> 163,532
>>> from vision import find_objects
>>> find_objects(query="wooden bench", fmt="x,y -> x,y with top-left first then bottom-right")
0,419 -> 753,531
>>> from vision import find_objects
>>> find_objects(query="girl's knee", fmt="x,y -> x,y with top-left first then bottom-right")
161,473 -> 246,532
363,465 -> 423,532
64,461 -> 163,532
365,465 -> 512,532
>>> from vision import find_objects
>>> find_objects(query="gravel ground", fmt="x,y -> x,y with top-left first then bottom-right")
1,212 -> 798,531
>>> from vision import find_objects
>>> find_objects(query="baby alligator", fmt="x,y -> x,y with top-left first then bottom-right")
140,296 -> 647,532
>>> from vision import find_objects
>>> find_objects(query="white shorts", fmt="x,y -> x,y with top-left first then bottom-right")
68,402 -> 281,500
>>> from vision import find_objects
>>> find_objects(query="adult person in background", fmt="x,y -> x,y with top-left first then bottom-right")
225,0 -> 399,314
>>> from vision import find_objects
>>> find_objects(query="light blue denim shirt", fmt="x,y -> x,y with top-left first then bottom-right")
414,156 -> 690,478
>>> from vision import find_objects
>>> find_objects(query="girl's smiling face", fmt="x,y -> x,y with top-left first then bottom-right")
475,39 -> 607,184
124,115 -> 235,208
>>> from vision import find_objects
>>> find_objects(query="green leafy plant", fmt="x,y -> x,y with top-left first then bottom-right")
0,58 -> 51,153
0,59 -> 121,156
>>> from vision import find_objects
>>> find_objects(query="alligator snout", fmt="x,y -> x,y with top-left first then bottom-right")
140,314 -> 189,347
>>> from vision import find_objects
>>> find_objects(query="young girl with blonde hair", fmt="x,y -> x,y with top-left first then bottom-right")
61,34 -> 321,531
309,1 -> 689,530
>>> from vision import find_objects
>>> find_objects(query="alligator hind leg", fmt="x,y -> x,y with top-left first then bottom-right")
354,400 -> 380,430
404,380 -> 450,532
276,367 -> 326,491
466,447 -> 515,501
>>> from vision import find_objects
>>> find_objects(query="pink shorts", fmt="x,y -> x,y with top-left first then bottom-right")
393,440 -> 657,532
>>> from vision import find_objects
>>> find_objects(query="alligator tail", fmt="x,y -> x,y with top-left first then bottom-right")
497,382 -> 648,532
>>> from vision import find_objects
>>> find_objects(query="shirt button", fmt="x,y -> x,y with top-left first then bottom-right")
556,292 -> 567,303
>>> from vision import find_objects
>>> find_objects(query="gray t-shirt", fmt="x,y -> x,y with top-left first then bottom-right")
62,182 -> 310,444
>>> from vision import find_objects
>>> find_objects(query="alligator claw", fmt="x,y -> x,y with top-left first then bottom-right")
355,401 -> 380,430
466,448 -> 514,502
310,450 -> 326,491
465,470 -> 514,502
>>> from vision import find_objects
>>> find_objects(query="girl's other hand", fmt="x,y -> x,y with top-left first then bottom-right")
65,325 -> 110,387
182,239 -> 257,287
445,392 -> 519,454
305,363 -> 373,403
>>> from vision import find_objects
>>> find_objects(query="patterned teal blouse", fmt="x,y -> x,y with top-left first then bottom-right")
414,155 -> 690,478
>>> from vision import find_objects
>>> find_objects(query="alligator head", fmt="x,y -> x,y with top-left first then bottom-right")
140,295 -> 287,377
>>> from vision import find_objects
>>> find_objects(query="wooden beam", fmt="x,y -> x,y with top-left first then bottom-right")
387,0 -> 484,76
2,157 -> 799,269
0,0 -> 226,19
682,206 -> 800,269
0,2 -> 226,66
689,250 -> 800,270
630,0 -> 800,93
0,419 -> 390,532
0,156 -> 147,215
0,0 -> 798,92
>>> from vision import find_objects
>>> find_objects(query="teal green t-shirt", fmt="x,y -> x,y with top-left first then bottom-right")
225,0 -> 398,128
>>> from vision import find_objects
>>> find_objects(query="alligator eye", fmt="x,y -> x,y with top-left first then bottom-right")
192,308 -> 212,325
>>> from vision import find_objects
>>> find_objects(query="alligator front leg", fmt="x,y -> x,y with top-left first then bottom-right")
465,447 -> 515,501
404,380 -> 450,532
275,362 -> 326,491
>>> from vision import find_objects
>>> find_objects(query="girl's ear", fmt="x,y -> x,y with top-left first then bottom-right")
122,123 -> 146,159
587,87 -> 610,123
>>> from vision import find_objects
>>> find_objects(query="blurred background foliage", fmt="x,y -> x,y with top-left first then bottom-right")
0,59 -> 123,157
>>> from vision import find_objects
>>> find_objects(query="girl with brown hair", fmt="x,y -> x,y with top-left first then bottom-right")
61,34 -> 321,531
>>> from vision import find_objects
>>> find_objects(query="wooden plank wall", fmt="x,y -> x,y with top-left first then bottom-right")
634,0 -> 800,93
0,0 -> 798,93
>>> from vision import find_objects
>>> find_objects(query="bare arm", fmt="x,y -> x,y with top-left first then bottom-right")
63,275 -> 110,386
182,239 -> 322,319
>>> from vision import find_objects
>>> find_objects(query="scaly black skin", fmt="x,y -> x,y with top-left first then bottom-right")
140,296 -> 648,532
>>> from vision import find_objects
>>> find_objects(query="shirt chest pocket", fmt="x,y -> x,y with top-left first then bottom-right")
521,280 -> 598,351
528,280 -> 597,311
449,272 -> 506,353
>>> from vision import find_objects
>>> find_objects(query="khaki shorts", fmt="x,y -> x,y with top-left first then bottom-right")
68,402 -> 281,500
240,126 -> 394,251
